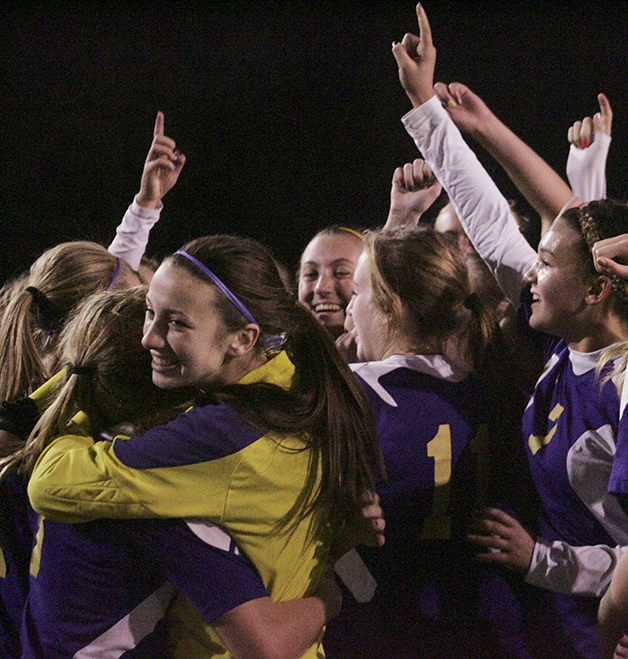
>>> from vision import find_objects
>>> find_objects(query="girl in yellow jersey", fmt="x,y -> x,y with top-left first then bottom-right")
26,234 -> 383,657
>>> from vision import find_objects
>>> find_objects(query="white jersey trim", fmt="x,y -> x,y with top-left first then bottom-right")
73,582 -> 175,658
185,519 -> 239,555
351,353 -> 468,408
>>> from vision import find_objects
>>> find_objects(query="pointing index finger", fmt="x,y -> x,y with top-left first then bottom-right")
416,3 -> 433,47
598,92 -> 612,119
153,111 -> 165,138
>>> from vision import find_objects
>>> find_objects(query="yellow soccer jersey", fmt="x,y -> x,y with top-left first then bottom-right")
29,352 -> 331,657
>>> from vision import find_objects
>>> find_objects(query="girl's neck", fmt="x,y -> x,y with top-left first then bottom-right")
567,314 -> 627,353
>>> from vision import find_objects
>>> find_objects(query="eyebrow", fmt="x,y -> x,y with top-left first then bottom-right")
302,258 -> 354,267
538,245 -> 555,258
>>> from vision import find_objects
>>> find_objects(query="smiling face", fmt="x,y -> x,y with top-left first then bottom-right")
524,217 -> 593,340
297,232 -> 363,338
141,261 -> 235,390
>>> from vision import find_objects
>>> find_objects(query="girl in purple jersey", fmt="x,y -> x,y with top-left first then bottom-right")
323,226 -> 559,657
11,233 -> 384,657
391,5 -> 627,656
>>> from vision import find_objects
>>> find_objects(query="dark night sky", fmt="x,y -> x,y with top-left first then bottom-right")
0,0 -> 626,283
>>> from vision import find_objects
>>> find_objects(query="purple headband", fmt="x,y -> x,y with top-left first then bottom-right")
107,257 -> 121,291
174,250 -> 259,326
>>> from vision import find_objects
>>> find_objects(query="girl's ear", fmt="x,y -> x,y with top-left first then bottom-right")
226,324 -> 261,357
585,275 -> 613,306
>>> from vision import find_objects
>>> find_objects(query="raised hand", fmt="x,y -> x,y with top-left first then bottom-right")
467,507 -> 535,573
384,158 -> 442,231
433,82 -> 495,137
568,93 -> 613,149
391,4 -> 436,108
136,112 -> 186,209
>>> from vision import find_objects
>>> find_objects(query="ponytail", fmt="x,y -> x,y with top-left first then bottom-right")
366,227 -> 496,373
172,235 -> 384,533
0,241 -> 126,401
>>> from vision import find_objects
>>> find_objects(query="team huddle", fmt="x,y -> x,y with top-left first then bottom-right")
0,4 -> 626,658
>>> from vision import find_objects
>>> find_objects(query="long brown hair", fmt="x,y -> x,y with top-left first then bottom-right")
168,235 -> 383,533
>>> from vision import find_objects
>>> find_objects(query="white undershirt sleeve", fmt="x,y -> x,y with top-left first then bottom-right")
108,197 -> 162,272
566,133 -> 611,202
526,538 -> 628,597
401,96 -> 537,306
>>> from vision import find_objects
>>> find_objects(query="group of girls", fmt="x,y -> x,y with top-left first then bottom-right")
0,113 -> 385,657
0,3 -> 626,657
293,6 -> 626,658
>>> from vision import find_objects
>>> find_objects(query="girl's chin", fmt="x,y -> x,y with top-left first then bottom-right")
152,371 -> 183,390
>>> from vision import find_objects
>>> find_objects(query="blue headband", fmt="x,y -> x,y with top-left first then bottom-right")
174,251 -> 259,326
107,257 -> 121,291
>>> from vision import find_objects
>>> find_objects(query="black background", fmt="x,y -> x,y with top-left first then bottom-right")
0,0 -> 625,283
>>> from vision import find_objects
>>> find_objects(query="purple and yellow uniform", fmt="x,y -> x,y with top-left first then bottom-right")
518,292 -> 628,656
0,472 -> 35,657
27,352 -> 333,658
21,507 -> 266,658
324,354 -> 554,657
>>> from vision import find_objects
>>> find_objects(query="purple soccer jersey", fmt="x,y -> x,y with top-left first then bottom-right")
519,289 -> 627,659
20,511 -> 267,657
609,397 -> 628,510
324,355 -> 564,658
0,472 -> 36,658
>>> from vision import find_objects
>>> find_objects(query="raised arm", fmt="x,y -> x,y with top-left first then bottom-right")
432,81 -> 575,236
383,158 -> 442,231
566,93 -> 612,202
108,112 -> 185,271
392,4 -> 536,305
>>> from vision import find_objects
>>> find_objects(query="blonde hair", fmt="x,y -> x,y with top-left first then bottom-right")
0,242 -> 133,401
363,227 -> 495,372
1,286 -> 185,477
597,340 -> 628,395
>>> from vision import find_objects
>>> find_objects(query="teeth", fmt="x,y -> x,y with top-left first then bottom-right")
152,355 -> 176,367
314,303 -> 341,312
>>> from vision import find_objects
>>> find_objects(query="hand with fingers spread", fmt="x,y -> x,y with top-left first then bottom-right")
391,3 -> 436,108
568,93 -> 613,149
384,158 -> 442,231
592,233 -> 628,279
136,111 -> 186,209
467,507 -> 535,574
566,93 -> 612,202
